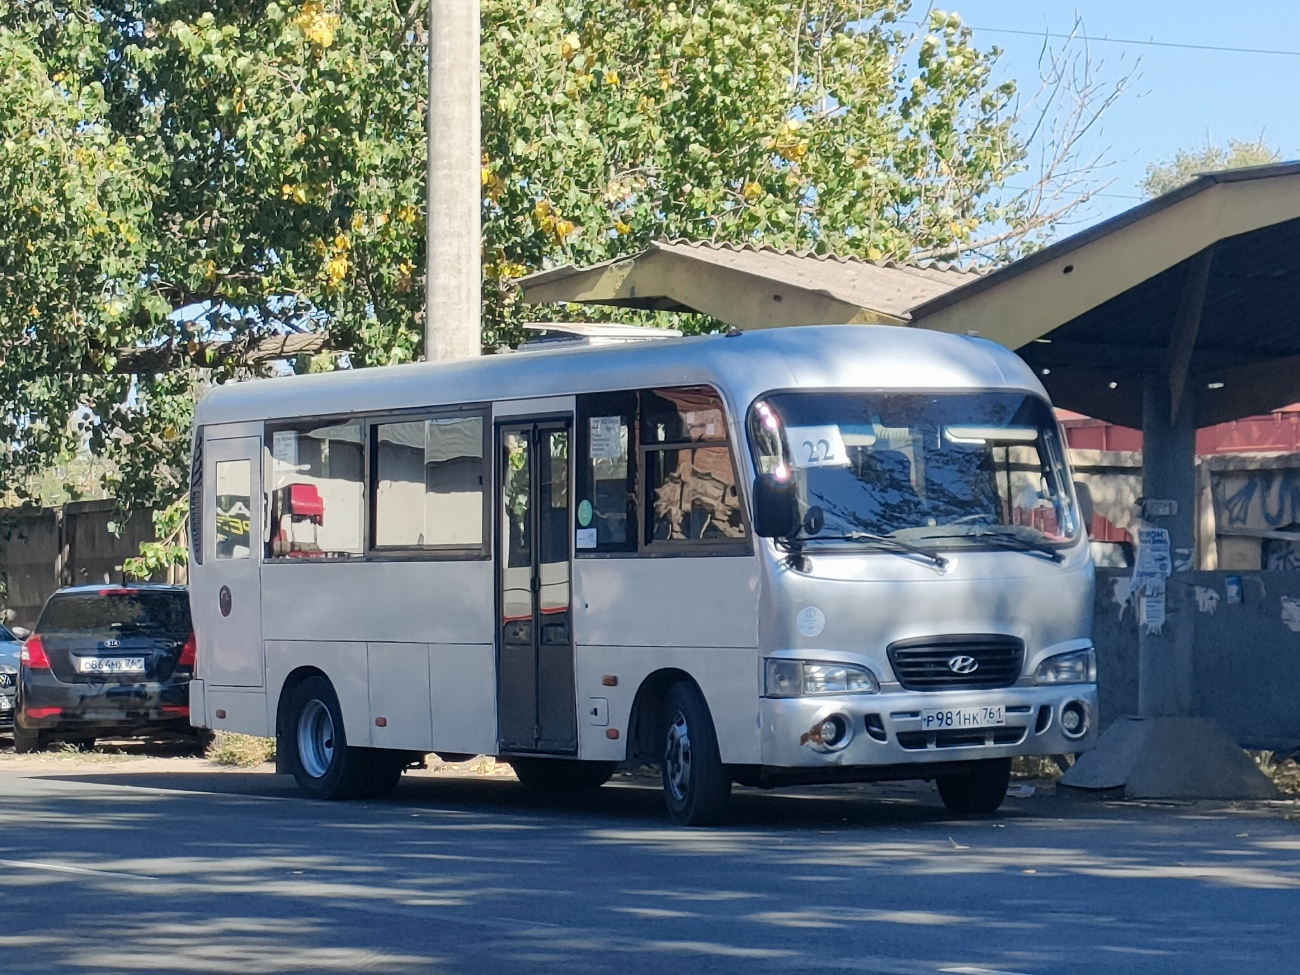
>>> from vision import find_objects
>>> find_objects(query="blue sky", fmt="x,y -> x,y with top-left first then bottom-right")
944,0 -> 1300,230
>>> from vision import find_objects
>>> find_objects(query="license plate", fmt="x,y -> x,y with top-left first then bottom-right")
921,705 -> 1005,730
77,657 -> 146,675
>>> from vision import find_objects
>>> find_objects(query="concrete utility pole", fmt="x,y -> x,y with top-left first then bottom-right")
425,0 -> 482,361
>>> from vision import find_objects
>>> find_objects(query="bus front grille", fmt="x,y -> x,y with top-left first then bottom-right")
886,635 -> 1024,691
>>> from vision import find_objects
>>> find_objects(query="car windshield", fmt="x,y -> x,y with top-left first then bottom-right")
38,591 -> 192,640
749,391 -> 1081,548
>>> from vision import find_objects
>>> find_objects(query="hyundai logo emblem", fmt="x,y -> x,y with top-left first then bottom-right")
947,654 -> 979,675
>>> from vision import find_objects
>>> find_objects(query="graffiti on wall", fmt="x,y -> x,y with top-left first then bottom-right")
1213,469 -> 1300,570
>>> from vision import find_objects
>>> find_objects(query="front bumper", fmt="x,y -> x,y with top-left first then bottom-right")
760,684 -> 1097,769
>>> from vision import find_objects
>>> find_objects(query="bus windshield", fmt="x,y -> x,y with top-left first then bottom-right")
748,391 -> 1081,549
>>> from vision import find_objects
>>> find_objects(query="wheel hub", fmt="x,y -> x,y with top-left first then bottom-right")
297,698 -> 335,779
664,708 -> 693,802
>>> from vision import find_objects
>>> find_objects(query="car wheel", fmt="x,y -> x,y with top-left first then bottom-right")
14,725 -> 48,754
936,758 -> 1012,815
662,682 -> 731,826
187,729 -> 217,756
286,676 -> 370,800
510,757 -> 616,793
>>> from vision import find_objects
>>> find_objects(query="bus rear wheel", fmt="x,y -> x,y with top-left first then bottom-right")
936,758 -> 1012,815
662,682 -> 731,826
286,676 -> 371,800
510,757 -> 616,793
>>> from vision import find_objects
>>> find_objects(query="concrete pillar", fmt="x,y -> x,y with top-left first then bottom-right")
1063,376 -> 1275,799
425,0 -> 481,361
1138,375 -> 1197,717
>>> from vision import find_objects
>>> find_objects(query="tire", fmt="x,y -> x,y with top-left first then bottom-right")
937,758 -> 1012,815
357,750 -> 407,800
187,729 -> 217,756
662,682 -> 731,826
13,725 -> 48,754
285,676 -> 370,800
510,757 -> 616,793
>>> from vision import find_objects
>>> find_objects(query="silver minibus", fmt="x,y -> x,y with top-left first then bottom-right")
188,324 -> 1097,824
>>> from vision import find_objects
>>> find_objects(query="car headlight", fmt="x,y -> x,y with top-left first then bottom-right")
1034,648 -> 1096,685
765,659 -> 880,697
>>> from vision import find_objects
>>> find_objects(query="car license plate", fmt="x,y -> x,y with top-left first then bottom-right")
921,705 -> 1005,730
77,656 -> 146,675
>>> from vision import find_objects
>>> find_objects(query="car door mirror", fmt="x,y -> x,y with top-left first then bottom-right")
753,474 -> 799,538
10,626 -> 30,641
1074,480 -> 1094,537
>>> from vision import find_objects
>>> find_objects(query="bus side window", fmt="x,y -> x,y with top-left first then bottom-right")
372,413 -> 486,552
576,391 -> 637,553
265,421 -> 365,559
214,459 -> 252,560
641,386 -> 747,544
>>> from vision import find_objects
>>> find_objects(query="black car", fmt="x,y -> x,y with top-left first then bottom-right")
0,623 -> 22,733
15,584 -> 208,753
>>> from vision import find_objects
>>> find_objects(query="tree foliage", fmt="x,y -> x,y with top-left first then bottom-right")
1141,138 -> 1282,199
0,0 -> 1092,540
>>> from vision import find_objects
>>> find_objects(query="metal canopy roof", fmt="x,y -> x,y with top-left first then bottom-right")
517,239 -> 980,328
910,161 -> 1300,429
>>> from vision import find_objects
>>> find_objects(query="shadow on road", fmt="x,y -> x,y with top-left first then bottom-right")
32,767 -> 967,828
1,764 -> 1297,974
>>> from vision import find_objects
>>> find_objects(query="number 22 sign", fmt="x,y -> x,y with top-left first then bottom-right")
785,425 -> 849,468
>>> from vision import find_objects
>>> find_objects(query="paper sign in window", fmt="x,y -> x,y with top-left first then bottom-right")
589,416 -> 624,460
786,425 -> 849,468
272,430 -> 298,467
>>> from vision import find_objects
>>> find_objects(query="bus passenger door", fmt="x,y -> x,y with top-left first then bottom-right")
496,420 -> 576,754
199,435 -> 264,687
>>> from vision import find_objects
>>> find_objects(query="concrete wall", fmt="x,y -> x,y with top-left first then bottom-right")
0,501 -> 182,629
1094,567 -> 1300,752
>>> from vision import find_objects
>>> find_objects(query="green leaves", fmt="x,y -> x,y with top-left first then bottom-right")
1,0 -> 1033,568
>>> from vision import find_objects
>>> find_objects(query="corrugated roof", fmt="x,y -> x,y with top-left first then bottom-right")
517,239 -> 981,325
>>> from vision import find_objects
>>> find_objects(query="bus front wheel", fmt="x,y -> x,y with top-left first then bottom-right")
287,676 -> 374,800
936,758 -> 1012,815
662,682 -> 731,826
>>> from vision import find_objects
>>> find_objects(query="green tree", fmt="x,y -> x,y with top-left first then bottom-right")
0,1 -> 1112,566
1141,138 -> 1282,199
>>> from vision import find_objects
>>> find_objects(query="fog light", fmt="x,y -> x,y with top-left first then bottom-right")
819,714 -> 850,749
1060,700 -> 1088,739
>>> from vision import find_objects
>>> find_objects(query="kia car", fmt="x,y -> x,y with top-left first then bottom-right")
15,585 -> 207,753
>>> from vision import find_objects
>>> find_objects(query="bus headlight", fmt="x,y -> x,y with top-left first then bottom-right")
765,659 -> 880,698
1033,648 -> 1097,685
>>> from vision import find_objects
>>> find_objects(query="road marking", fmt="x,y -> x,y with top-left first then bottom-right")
0,858 -> 158,881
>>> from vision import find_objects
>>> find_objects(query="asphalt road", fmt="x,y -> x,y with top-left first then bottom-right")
0,760 -> 1297,975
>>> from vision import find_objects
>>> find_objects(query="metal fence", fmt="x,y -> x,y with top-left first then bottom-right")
0,501 -> 183,629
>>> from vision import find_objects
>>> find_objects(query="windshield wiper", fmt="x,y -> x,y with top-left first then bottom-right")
808,531 -> 949,570
962,530 -> 1064,562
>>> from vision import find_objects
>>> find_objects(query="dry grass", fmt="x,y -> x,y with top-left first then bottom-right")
1011,754 -> 1070,780
1251,751 -> 1300,796
206,732 -> 276,767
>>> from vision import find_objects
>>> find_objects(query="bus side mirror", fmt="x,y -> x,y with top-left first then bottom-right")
753,474 -> 799,538
1074,480 -> 1094,537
